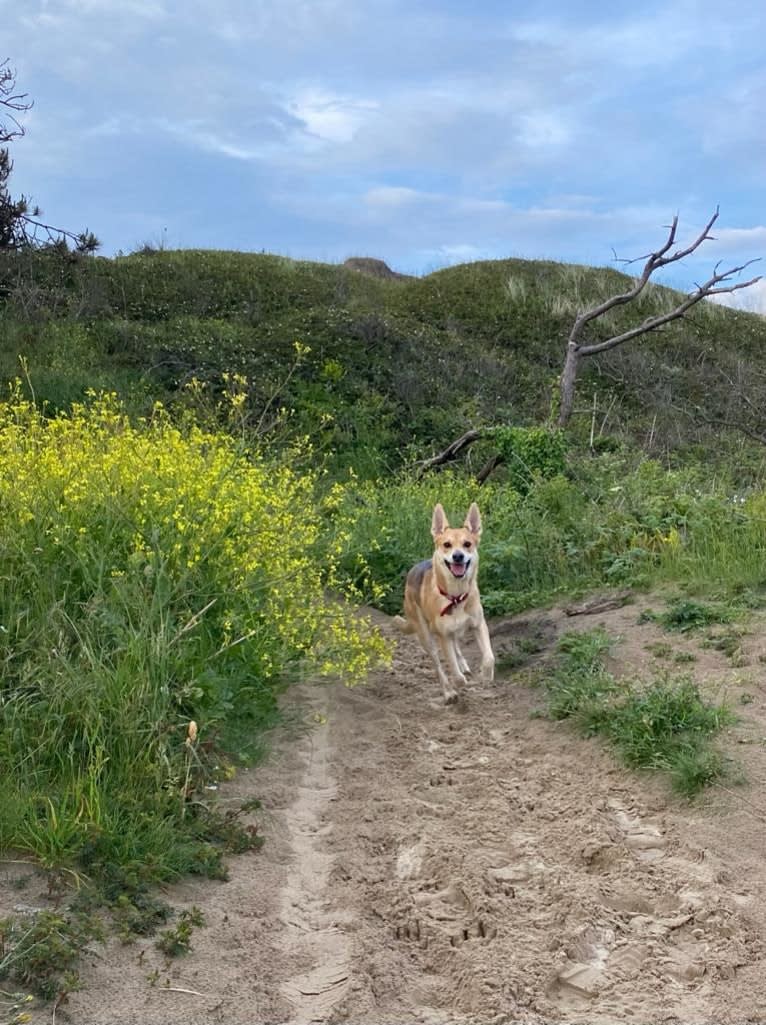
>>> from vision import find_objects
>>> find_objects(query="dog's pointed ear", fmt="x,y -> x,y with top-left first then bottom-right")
464,502 -> 482,537
431,503 -> 449,539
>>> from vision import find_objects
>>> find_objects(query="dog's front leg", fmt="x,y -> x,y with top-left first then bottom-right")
475,617 -> 495,683
414,623 -> 455,703
454,641 -> 471,676
438,634 -> 467,704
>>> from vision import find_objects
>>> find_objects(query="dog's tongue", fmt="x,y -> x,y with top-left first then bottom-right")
450,562 -> 467,578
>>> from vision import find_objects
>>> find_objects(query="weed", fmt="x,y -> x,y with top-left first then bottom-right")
648,599 -> 735,633
546,630 -> 735,795
156,907 -> 205,957
673,651 -> 697,664
645,642 -> 672,659
702,627 -> 748,662
0,911 -> 101,1001
495,636 -> 547,672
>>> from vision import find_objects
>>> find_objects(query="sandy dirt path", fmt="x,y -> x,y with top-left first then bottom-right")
13,599 -> 766,1024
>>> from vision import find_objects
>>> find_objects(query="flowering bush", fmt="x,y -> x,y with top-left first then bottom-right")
0,388 -> 388,873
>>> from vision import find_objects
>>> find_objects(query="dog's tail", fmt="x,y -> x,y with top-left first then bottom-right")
393,614 -> 415,635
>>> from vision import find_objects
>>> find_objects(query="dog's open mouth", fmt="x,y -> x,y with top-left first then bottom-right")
448,560 -> 468,578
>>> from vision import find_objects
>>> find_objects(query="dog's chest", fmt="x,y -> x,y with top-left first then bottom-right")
438,602 -> 472,635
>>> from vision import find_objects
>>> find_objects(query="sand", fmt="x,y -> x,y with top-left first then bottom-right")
12,597 -> 766,1024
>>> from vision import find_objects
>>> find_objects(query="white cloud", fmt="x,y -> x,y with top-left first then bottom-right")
288,88 -> 378,144
711,277 -> 766,314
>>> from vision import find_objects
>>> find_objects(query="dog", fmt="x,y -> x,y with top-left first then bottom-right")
394,502 -> 495,704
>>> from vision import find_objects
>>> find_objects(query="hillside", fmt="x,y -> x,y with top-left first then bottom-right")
1,246 -> 765,477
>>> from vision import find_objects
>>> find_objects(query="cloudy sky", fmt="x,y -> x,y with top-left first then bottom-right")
3,0 -> 766,308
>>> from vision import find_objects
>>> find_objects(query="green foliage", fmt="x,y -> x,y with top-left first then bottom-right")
547,631 -> 735,795
0,910 -> 101,1000
641,598 -> 735,632
2,248 -> 765,480
155,907 -> 205,957
491,425 -> 567,493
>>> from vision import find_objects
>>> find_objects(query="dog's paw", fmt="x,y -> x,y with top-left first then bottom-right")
480,658 -> 495,684
443,687 -> 459,705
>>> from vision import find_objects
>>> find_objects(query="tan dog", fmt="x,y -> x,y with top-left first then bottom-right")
394,502 -> 495,704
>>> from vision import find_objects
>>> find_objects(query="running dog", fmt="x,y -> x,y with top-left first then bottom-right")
394,502 -> 495,704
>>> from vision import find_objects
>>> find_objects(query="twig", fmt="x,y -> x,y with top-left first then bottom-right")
159,986 -> 205,997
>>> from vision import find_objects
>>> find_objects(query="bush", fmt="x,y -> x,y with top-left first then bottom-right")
0,387 -> 388,879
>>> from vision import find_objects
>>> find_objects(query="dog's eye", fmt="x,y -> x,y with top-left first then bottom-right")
463,541 -> 472,549
443,541 -> 452,550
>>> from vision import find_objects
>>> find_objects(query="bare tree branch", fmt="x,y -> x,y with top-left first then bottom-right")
415,429 -> 483,477
0,60 -> 31,143
0,59 -> 99,253
557,209 -> 763,426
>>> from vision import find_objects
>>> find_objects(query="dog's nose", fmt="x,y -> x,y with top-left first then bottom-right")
451,550 -> 465,563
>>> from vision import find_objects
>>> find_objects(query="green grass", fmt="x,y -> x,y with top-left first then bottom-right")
545,630 -> 735,796
0,391 -> 388,1003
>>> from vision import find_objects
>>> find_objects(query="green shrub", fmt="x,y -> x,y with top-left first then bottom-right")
547,631 -> 735,795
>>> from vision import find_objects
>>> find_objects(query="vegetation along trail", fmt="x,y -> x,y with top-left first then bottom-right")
41,598 -> 766,1025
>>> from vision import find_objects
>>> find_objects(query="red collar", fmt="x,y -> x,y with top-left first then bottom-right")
438,586 -> 469,616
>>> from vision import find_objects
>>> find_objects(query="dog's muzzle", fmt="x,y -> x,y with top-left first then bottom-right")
446,552 -> 470,578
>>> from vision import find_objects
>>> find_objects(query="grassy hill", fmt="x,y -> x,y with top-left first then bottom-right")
1,246 -> 765,478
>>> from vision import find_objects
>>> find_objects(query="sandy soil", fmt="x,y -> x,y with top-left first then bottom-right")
10,595 -> 766,1025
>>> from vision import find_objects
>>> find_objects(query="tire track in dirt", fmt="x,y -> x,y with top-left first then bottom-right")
277,687 -> 352,1024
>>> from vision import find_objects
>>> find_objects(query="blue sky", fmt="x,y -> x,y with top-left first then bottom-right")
4,0 -> 766,308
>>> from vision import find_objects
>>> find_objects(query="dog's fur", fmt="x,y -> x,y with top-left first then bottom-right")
394,502 -> 495,704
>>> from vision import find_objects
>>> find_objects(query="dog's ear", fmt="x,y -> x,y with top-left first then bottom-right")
464,502 -> 482,537
431,503 -> 449,539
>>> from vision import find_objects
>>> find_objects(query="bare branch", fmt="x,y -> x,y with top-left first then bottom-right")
557,209 -> 763,426
694,412 -> 766,447
0,60 -> 31,143
579,266 -> 762,358
416,429 -> 483,476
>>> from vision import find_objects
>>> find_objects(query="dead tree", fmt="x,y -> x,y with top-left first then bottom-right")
0,59 -> 98,253
557,209 -> 761,427
0,59 -> 30,143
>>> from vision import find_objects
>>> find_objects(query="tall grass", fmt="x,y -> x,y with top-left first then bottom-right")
335,454 -> 766,616
0,388 -> 388,882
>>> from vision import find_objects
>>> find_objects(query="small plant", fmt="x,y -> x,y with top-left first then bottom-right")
0,911 -> 101,1001
156,907 -> 205,957
673,650 -> 697,664
646,598 -> 734,633
546,630 -> 616,721
495,635 -> 547,673
703,627 -> 747,662
111,892 -> 173,943
645,641 -> 672,659
546,630 -> 735,795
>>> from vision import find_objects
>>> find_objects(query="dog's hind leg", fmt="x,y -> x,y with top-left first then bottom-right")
393,614 -> 416,634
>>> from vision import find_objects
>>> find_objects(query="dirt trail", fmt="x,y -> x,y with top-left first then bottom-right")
15,598 -> 766,1024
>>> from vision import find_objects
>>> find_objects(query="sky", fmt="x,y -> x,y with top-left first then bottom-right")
3,0 -> 766,310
